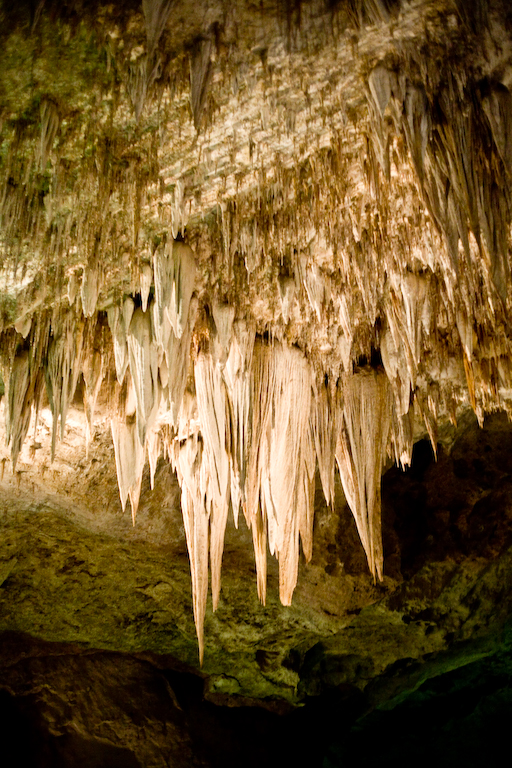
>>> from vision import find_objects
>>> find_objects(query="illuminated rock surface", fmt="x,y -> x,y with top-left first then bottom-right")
0,1 -> 512,765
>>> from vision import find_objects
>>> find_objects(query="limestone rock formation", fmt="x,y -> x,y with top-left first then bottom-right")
0,1 -> 512,763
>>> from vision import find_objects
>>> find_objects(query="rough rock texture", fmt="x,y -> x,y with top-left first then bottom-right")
1,1 -> 512,763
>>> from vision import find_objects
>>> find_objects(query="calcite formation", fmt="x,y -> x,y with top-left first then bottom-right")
0,0 -> 512,657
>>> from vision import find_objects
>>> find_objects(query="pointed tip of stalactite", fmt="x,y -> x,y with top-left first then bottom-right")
130,498 -> 137,526
279,590 -> 293,608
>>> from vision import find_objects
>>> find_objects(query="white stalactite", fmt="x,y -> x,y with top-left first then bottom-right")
81,266 -> 99,318
154,240 -> 196,341
140,262 -> 153,313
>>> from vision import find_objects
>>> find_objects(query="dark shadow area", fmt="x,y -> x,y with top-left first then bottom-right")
166,665 -> 368,768
49,735 -> 142,768
382,413 -> 512,578
3,645 -> 511,768
324,646 -> 512,768
0,689 -> 41,768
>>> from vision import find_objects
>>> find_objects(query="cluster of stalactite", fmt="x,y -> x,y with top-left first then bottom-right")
0,220 -> 511,659
0,0 -> 465,298
1,0 -> 512,658
0,242 -> 399,661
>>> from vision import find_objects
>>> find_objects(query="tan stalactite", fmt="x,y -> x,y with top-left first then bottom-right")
45,312 -> 85,461
154,240 -> 197,343
194,351 -> 230,612
36,98 -> 60,171
246,341 -> 276,605
268,344 -> 314,605
170,430 -> 209,665
127,307 -> 160,446
147,427 -> 161,490
312,377 -> 336,508
190,32 -> 214,131
390,406 -> 414,470
7,348 -> 44,472
143,0 -> 176,58
82,344 -> 105,457
81,266 -> 100,319
107,297 -> 135,386
111,375 -> 147,524
223,323 -> 255,527
335,368 -> 393,583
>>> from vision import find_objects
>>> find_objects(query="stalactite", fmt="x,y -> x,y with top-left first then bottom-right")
170,428 -> 209,665
142,0 -> 176,58
160,294 -> 198,426
81,266 -> 100,319
240,341 -> 316,607
111,411 -> 146,523
194,350 -> 230,611
107,298 -> 135,385
6,348 -> 44,471
212,300 -> 235,363
126,307 -> 160,445
267,343 -> 314,604
312,376 -> 336,507
44,311 -> 85,460
82,339 -> 105,455
190,33 -> 214,131
246,341 -> 276,605
147,427 -> 161,490
154,241 -> 196,341
278,275 -> 296,324
335,368 -> 393,582
222,322 -> 255,526
390,405 -> 414,469
380,323 -> 411,419
36,99 -> 60,171
140,263 -> 153,313
300,258 -> 330,322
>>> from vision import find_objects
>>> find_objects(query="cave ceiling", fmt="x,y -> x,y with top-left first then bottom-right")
1,0 -> 512,716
